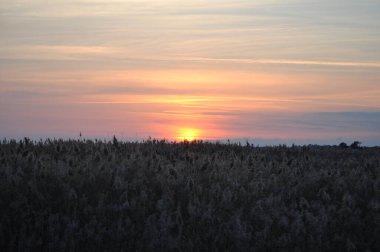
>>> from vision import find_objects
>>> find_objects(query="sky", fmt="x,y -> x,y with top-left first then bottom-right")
1,0 -> 380,145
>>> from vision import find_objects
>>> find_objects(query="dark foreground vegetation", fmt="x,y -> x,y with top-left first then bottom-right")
0,138 -> 379,251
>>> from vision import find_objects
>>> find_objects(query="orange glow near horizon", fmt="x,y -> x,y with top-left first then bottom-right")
175,128 -> 202,141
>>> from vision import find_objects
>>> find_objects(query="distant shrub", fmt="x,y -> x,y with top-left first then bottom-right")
350,141 -> 362,149
339,142 -> 348,148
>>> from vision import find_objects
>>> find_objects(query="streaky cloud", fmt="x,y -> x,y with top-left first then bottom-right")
178,57 -> 380,68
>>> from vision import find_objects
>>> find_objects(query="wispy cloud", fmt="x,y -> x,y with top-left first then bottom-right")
3,45 -> 380,69
178,57 -> 380,68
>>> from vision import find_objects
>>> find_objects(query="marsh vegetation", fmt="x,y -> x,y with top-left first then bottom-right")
0,138 -> 379,251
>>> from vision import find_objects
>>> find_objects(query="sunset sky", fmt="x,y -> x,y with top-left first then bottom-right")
1,0 -> 380,145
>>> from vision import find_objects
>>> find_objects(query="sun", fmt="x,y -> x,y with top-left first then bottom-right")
177,128 -> 200,141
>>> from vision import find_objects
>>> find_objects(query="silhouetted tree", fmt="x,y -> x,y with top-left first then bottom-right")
113,135 -> 119,148
339,142 -> 348,148
350,141 -> 362,149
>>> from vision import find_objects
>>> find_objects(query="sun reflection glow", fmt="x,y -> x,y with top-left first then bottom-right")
176,128 -> 201,141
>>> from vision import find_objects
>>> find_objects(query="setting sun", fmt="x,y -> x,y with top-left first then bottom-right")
177,128 -> 201,141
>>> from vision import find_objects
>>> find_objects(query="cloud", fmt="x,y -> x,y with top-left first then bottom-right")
212,110 -> 380,140
176,57 -> 380,68
0,45 -> 121,61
